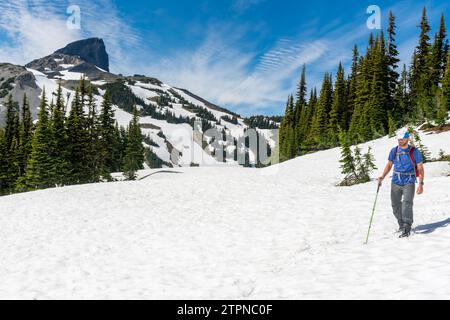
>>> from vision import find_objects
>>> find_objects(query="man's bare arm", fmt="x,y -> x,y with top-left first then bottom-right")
378,161 -> 393,185
417,163 -> 424,183
416,163 -> 425,194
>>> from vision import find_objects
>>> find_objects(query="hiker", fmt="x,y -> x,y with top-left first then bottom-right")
377,129 -> 425,238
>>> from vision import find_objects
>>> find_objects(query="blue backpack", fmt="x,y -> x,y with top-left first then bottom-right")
393,146 -> 419,177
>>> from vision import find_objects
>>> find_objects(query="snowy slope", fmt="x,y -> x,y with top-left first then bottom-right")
1,129 -> 449,299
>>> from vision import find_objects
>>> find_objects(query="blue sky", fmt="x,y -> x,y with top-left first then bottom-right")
0,0 -> 449,116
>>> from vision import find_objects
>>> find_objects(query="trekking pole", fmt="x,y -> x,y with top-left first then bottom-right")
365,183 -> 381,244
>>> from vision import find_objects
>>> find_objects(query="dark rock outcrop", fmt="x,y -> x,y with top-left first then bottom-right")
0,63 -> 41,126
55,38 -> 109,72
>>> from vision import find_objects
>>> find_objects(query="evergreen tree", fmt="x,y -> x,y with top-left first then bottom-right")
429,14 -> 447,87
51,85 -> 69,185
387,11 -> 400,115
310,73 -> 333,148
362,147 -> 377,181
304,88 -> 317,139
4,95 -> 19,150
0,129 -> 7,194
338,130 -> 357,185
279,95 -> 296,161
349,46 -> 372,143
328,63 -> 346,146
66,88 -> 90,184
411,7 -> 431,105
388,112 -> 397,137
410,127 -> 431,162
369,33 -> 389,137
435,88 -> 448,126
86,88 -> 101,182
0,96 -> 20,193
24,90 -> 54,190
117,123 -> 127,171
123,106 -> 144,180
295,65 -> 307,151
395,64 -> 411,121
17,94 -> 33,178
98,90 -> 118,178
353,146 -> 364,179
295,65 -> 307,121
443,54 -> 450,111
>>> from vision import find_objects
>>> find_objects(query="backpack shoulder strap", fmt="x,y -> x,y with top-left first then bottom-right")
409,147 -> 420,177
409,146 -> 416,165
393,146 -> 399,160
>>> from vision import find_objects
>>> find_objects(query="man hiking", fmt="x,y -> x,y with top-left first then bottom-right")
378,129 -> 425,238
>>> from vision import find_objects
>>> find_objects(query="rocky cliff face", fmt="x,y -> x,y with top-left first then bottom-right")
54,38 -> 109,72
0,63 -> 41,126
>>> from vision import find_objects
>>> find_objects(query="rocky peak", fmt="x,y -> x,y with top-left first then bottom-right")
55,38 -> 109,72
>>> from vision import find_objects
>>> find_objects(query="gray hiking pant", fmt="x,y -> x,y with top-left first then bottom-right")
391,183 -> 415,230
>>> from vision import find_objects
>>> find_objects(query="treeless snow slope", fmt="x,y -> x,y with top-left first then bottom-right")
0,130 -> 449,299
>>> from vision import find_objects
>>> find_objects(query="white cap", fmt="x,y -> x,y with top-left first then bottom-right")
396,128 -> 411,140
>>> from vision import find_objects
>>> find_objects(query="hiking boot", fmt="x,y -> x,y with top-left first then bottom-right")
399,226 -> 411,238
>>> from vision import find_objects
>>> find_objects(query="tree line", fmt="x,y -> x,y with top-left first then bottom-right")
0,78 -> 144,196
279,8 -> 450,162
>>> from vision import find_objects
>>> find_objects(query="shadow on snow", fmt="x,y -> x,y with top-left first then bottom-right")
414,217 -> 450,234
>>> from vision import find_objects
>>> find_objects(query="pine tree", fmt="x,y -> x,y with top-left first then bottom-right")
24,90 -> 54,190
295,65 -> 307,120
346,45 -> 359,129
98,90 -> 118,178
4,95 -> 19,150
117,123 -> 127,171
411,7 -> 431,106
387,11 -> 400,115
86,88 -> 102,182
310,73 -> 333,148
443,54 -> 450,111
410,128 -> 430,162
328,63 -> 346,146
17,94 -> 33,177
338,130 -> 357,185
362,147 -> 377,181
429,14 -> 447,87
123,106 -> 144,180
349,49 -> 372,143
0,129 -> 7,194
294,65 -> 307,151
395,64 -> 411,121
66,88 -> 90,184
353,146 -> 364,179
435,88 -> 448,126
369,33 -> 389,137
0,127 -> 7,194
279,95 -> 297,160
304,88 -> 317,139
388,112 -> 397,137
0,96 -> 20,193
51,85 -> 69,185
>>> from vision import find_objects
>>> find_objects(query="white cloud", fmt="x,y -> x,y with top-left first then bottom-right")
232,0 -> 265,14
0,1 -> 80,64
138,27 -> 327,115
0,0 -> 142,72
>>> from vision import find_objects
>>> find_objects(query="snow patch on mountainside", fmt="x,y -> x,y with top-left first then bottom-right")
27,67 -> 259,167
